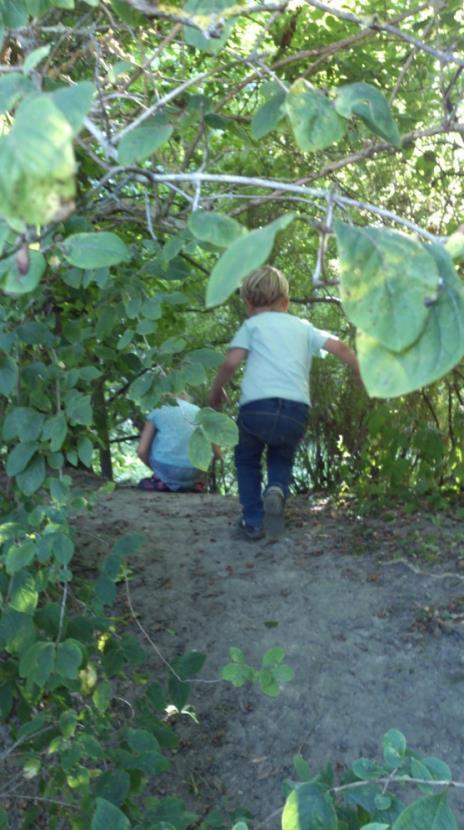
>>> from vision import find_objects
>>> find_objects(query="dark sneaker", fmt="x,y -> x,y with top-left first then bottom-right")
263,486 -> 285,539
238,519 -> 265,541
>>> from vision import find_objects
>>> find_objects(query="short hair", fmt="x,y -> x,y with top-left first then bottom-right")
240,266 -> 289,307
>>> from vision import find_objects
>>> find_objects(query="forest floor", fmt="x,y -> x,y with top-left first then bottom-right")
73,480 -> 464,827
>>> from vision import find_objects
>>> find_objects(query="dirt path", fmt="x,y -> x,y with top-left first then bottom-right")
74,484 -> 464,825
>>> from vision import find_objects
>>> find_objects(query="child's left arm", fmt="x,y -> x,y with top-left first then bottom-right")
324,337 -> 362,382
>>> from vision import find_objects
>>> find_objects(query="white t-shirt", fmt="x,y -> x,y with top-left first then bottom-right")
229,311 -> 332,405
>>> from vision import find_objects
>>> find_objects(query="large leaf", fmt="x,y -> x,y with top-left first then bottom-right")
6,441 -> 38,476
195,408 -> 238,446
50,81 -> 95,134
183,0 -> 235,54
19,641 -> 55,687
63,232 -> 131,268
0,355 -> 18,395
91,798 -> 130,830
188,210 -> 246,248
3,407 -> 44,441
284,79 -> 345,152
392,793 -> 457,830
0,0 -> 28,27
335,82 -> 401,146
16,455 -> 46,495
188,427 -> 212,471
2,250 -> 46,296
251,92 -> 286,139
0,73 -> 34,114
206,213 -> 294,307
0,95 -> 75,225
55,639 -> 83,679
10,96 -> 74,180
357,244 -> 464,397
282,782 -> 337,830
118,118 -> 173,164
335,221 -> 439,352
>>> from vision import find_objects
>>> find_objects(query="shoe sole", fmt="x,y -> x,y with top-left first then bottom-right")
263,490 -> 284,539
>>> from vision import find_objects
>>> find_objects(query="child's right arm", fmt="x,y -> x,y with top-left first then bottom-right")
324,337 -> 362,383
208,348 -> 248,410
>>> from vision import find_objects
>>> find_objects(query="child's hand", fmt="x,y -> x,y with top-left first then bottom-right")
208,387 -> 229,410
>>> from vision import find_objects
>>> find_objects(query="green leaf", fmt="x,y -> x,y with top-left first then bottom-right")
112,533 -> 145,556
5,539 -> 36,575
93,681 -> 112,713
206,213 -> 294,307
357,244 -> 464,397
392,793 -> 457,830
335,221 -> 439,352
59,709 -> 78,737
51,532 -> 75,565
293,754 -> 311,781
173,650 -> 206,680
19,641 -> 55,687
183,0 -> 235,53
63,232 -> 131,268
282,782 -> 337,830
10,571 -> 39,614
188,426 -> 213,471
0,72 -> 34,114
126,728 -> 158,752
251,92 -> 286,139
118,118 -> 173,164
195,408 -> 238,446
91,798 -> 130,830
95,770 -> 130,807
9,95 -> 75,179
3,406 -> 44,441
50,81 -> 95,134
16,455 -> 46,495
55,639 -> 83,679
0,95 -> 75,225
360,825 -> 390,830
95,574 -> 117,605
271,664 -> 294,683
284,79 -> 345,152
6,441 -> 38,476
0,354 -> 18,395
383,729 -> 406,770
77,435 -> 93,467
220,662 -> 254,687
188,210 -> 246,248
64,390 -> 92,426
258,668 -> 280,696
229,646 -> 245,662
23,45 -> 51,73
352,758 -> 385,780
335,82 -> 401,146
42,412 -> 68,451
2,250 -> 46,295
168,674 -> 190,710
262,646 -> 285,666
0,0 -> 28,28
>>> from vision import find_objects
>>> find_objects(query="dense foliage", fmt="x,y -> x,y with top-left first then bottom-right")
0,0 -> 463,827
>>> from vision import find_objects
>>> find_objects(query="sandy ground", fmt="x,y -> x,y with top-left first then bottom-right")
73,484 -> 464,826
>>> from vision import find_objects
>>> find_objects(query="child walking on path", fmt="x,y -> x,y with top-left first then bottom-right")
208,266 -> 361,540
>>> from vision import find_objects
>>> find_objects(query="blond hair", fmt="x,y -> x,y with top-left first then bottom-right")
240,266 -> 289,308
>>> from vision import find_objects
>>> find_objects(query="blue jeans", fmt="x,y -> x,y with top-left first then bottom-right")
235,398 -> 309,529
